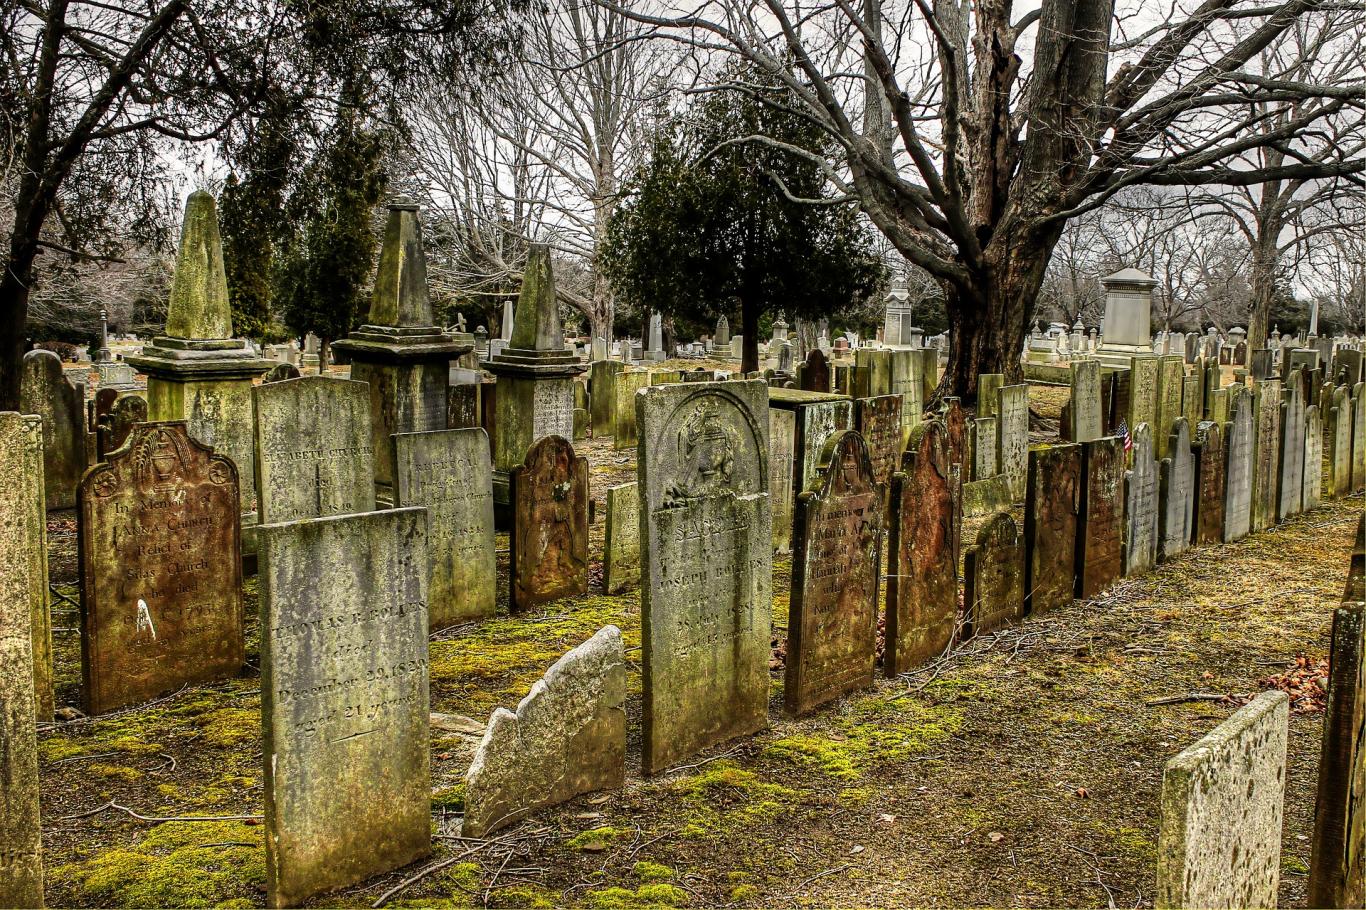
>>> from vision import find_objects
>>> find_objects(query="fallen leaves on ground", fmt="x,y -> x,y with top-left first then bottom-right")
1258,654 -> 1329,714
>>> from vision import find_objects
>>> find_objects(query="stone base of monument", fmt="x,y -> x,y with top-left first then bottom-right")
1094,343 -> 1152,368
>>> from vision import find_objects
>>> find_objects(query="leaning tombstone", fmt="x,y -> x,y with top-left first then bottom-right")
886,420 -> 957,674
854,394 -> 902,507
1076,436 -> 1124,598
1252,379 -> 1283,532
1158,418 -> 1196,562
96,393 -> 147,462
963,512 -> 1025,639
77,422 -> 243,714
259,507 -> 430,908
787,431 -> 881,714
1222,388 -> 1255,541
253,376 -> 376,523
393,428 -> 496,627
603,481 -> 640,594
463,625 -> 626,838
1124,424 -> 1158,575
1308,601 -> 1365,907
1155,690 -> 1289,910
1192,421 -> 1225,546
1024,444 -> 1082,614
1305,404 -> 1324,511
637,379 -> 771,774
509,435 -> 588,610
21,349 -> 86,509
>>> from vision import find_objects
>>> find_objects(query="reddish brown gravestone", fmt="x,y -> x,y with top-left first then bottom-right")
1076,436 -> 1124,598
509,435 -> 588,610
963,511 -> 1025,638
78,421 -> 243,714
886,420 -> 957,675
786,430 -> 882,715
1024,443 -> 1082,615
1193,421 -> 1225,546
854,394 -> 902,509
941,398 -> 967,562
800,349 -> 831,393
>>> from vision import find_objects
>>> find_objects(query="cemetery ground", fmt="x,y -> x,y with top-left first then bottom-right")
30,382 -> 1359,910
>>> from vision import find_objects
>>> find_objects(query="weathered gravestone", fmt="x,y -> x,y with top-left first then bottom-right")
10,415 -> 53,722
1156,356 -> 1185,457
1223,388 -> 1255,541
1252,379 -> 1283,532
259,507 -> 430,908
0,413 -> 46,910
769,388 -> 853,497
1192,421 -> 1225,547
509,435 -> 588,610
262,362 -> 301,383
253,376 -> 376,524
613,370 -> 651,449
463,625 -> 626,838
589,359 -> 624,437
855,395 -> 902,506
1182,374 -> 1203,428
1351,384 -> 1365,493
1329,387 -> 1353,497
891,349 -> 924,433
1025,444 -> 1082,614
1348,515 -> 1365,603
1124,423 -> 1158,575
971,417 -> 998,481
977,374 -> 1004,419
96,393 -> 147,462
1305,404 -> 1324,511
1158,419 -> 1195,562
393,428 -> 495,627
886,420 -> 957,674
1069,360 -> 1103,443
996,384 -> 1030,500
1308,601 -> 1365,908
1076,436 -> 1124,598
1279,370 -> 1307,520
603,481 -> 640,594
787,431 -> 881,714
1156,690 -> 1289,910
78,422 -> 242,714
769,409 -> 796,554
21,349 -> 86,509
963,512 -> 1025,638
450,382 -> 481,430
637,380 -> 771,774
799,349 -> 831,393
1129,356 -> 1160,438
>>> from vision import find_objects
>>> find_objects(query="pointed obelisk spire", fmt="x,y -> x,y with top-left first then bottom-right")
367,200 -> 434,328
509,244 -> 564,352
165,190 -> 233,340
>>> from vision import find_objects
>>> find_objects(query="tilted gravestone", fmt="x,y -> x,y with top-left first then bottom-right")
963,511 -> 1025,639
393,428 -> 495,627
996,384 -> 1030,500
1182,374 -> 1203,428
854,394 -> 902,509
769,409 -> 796,554
1156,691 -> 1289,910
1192,421 -> 1225,547
0,413 -> 46,910
787,430 -> 881,714
603,481 -> 640,594
1252,379 -> 1283,532
21,349 -> 86,509
253,376 -> 376,524
96,393 -> 147,462
1076,436 -> 1124,598
1279,370 -> 1307,520
78,422 -> 243,714
1158,419 -> 1195,562
1124,423 -> 1158,575
509,435 -> 588,610
1222,388 -> 1255,542
1305,404 -> 1324,511
1025,444 -> 1082,614
1308,601 -> 1365,908
259,507 -> 430,908
1069,360 -> 1103,443
637,380 -> 771,774
463,625 -> 626,838
886,420 -> 957,674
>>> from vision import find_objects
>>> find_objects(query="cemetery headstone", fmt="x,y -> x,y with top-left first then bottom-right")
1193,421 -> 1225,546
21,349 -> 86,509
1352,383 -> 1365,493
997,384 -> 1030,500
769,409 -> 796,554
263,362 -> 301,383
589,359 -> 624,437
1329,387 -> 1353,497
1156,356 -> 1185,457
1305,404 -> 1324,510
613,370 -> 651,449
1128,356 -> 1160,437
1346,515 -> 1363,603
259,507 -> 430,908
963,511 -> 1025,638
509,435 -> 588,610
1077,436 -> 1124,598
1182,374 -> 1203,428
96,392 -> 147,462
393,428 -> 496,627
855,394 -> 902,505
1069,360 -> 1103,442
1279,370 -> 1306,520
1025,444 -> 1082,614
1223,388 -> 1255,541
1252,380 -> 1283,532
604,481 -> 640,594
972,416 -> 998,481
787,431 -> 881,714
1124,423 -> 1158,575
799,349 -> 831,393
1159,419 -> 1195,562
78,422 -> 242,715
637,380 -> 770,774
977,374 -> 1004,419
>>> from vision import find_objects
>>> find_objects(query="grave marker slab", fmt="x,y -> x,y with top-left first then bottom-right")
855,394 -> 902,504
1069,360 -> 1103,442
1025,444 -> 1082,614
78,422 -> 243,714
1159,419 -> 1195,562
589,360 -> 624,437
1125,423 -> 1158,575
972,416 -> 998,481
963,512 -> 1025,638
1129,356 -> 1159,436
1183,374 -> 1203,427
1348,515 -> 1364,603
1329,387 -> 1353,497
1252,380 -> 1283,531
1223,389 -> 1254,541
21,349 -> 86,509
769,409 -> 796,554
1156,357 -> 1185,457
1279,369 -> 1307,520
1193,421 -> 1225,546
638,380 -> 770,774
509,435 -> 588,610
96,393 -> 147,461
977,374 -> 1004,419
604,481 -> 640,594
1156,691 -> 1289,910
393,428 -> 495,627
787,431 -> 881,714
997,384 -> 1030,500
1352,384 -> 1365,493
260,507 -> 430,908
613,370 -> 651,448
1077,437 -> 1124,598
799,349 -> 831,393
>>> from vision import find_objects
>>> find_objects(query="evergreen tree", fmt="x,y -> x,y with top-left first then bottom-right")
601,63 -> 883,372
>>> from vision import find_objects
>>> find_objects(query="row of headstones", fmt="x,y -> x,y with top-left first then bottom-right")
1157,515 -> 1366,909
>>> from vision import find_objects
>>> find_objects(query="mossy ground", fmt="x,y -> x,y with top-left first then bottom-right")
35,386 -> 1362,908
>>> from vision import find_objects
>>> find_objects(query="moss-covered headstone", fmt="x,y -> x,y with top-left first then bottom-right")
963,512 -> 1025,638
1279,370 -> 1306,520
1024,443 -> 1081,614
20,349 -> 86,509
509,435 -> 588,610
1251,379 -> 1282,532
1193,421 -> 1225,546
1124,424 -> 1158,575
1076,436 -> 1123,598
1223,389 -> 1255,541
603,481 -> 640,594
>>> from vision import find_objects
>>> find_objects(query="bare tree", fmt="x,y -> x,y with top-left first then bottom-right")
603,0 -> 1366,399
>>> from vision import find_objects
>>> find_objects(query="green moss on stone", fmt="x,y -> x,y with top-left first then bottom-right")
566,826 -> 631,852
632,861 -> 675,882
764,697 -> 963,780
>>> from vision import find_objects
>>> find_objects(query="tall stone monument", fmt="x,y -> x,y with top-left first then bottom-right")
486,245 -> 587,505
332,201 -> 471,497
1097,269 -> 1157,367
125,191 -> 270,513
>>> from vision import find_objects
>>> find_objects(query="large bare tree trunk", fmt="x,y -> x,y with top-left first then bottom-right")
1246,241 -> 1278,349
938,253 -> 1043,404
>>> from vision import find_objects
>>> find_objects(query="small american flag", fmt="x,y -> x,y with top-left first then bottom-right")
1116,418 -> 1133,452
